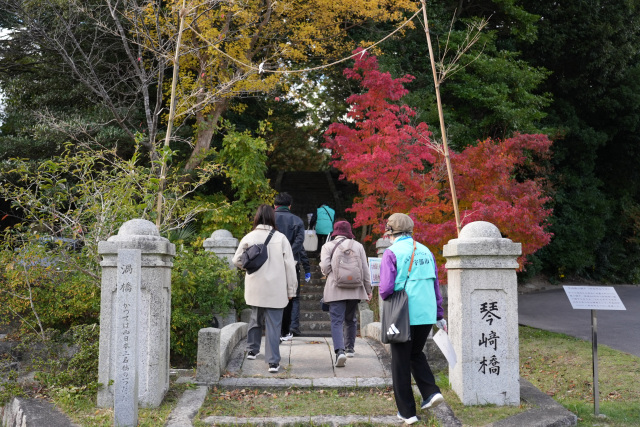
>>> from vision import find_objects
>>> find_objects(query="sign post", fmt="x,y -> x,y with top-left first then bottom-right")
563,286 -> 626,416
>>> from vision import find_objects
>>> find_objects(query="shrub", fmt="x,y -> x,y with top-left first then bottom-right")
170,248 -> 244,365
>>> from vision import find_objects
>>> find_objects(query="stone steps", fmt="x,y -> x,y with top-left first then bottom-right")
298,259 -> 330,336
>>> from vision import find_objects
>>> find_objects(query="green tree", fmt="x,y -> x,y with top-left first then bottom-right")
360,0 -> 551,150
518,0 -> 640,281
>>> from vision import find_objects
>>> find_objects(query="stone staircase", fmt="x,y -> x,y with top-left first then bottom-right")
298,257 -> 332,336
271,170 -> 358,227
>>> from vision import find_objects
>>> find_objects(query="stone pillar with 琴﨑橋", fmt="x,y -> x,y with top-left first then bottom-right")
443,221 -> 521,406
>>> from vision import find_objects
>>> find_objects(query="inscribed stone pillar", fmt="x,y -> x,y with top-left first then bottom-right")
203,229 -> 238,269
114,249 -> 140,427
443,221 -> 521,406
97,219 -> 175,408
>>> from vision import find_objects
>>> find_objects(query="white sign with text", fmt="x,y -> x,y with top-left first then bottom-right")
368,257 -> 381,286
563,286 -> 626,311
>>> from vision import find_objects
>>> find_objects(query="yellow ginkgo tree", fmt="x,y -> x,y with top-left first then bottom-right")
160,0 -> 418,172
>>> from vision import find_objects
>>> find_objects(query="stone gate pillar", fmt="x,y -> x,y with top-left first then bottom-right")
97,219 -> 175,408
443,221 -> 521,406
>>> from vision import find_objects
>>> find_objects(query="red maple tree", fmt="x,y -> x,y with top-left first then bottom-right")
324,49 -> 553,275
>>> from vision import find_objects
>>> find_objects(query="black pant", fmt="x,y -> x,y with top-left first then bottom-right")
317,234 -> 329,252
390,324 -> 441,418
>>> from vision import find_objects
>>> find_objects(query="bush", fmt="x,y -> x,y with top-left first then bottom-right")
0,238 -> 100,336
170,248 -> 244,366
0,324 -> 100,404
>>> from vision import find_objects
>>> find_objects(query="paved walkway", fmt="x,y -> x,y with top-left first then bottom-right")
223,336 -> 391,385
167,332 -> 576,426
518,285 -> 640,357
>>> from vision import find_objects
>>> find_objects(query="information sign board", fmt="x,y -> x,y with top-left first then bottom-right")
368,257 -> 381,286
563,286 -> 626,311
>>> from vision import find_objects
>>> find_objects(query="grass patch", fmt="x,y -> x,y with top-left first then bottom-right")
195,387 -> 439,425
435,373 -> 531,426
199,387 -> 399,417
50,380 -> 191,427
520,325 -> 640,426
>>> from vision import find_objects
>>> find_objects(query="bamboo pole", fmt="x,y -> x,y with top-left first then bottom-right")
420,0 -> 461,236
156,0 -> 187,228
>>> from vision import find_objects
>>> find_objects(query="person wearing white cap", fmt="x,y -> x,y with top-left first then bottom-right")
379,213 -> 447,424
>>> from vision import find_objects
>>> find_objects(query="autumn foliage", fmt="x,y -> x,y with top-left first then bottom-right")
324,49 -> 553,274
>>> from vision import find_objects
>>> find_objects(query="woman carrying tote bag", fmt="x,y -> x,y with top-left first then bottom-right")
379,213 -> 447,424
232,204 -> 298,374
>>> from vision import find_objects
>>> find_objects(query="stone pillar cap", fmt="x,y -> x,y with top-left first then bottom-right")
443,221 -> 521,262
203,229 -> 238,248
107,219 -> 168,242
375,237 -> 392,249
458,221 -> 502,240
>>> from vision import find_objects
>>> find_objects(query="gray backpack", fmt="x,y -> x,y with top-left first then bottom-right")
330,239 -> 363,288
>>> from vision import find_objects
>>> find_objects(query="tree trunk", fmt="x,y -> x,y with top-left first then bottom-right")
184,99 -> 229,173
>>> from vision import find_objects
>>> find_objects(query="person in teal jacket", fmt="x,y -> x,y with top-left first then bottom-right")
379,213 -> 447,424
310,203 -> 335,248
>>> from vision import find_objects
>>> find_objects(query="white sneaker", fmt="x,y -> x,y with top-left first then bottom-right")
345,348 -> 355,358
335,352 -> 347,367
268,363 -> 280,373
397,413 -> 420,424
280,333 -> 293,342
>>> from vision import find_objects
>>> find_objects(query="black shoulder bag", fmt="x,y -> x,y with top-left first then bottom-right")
381,241 -> 416,344
240,229 -> 275,274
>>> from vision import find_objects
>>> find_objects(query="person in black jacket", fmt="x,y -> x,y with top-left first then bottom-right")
274,192 -> 311,339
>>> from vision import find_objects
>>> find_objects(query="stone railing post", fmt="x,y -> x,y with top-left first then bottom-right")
203,229 -> 239,327
443,221 -> 521,406
97,219 -> 175,408
203,229 -> 238,270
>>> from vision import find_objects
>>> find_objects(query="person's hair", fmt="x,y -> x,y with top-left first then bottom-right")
252,204 -> 277,230
274,192 -> 293,206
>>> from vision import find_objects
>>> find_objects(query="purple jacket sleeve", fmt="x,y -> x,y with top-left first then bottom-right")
433,252 -> 444,320
379,250 -> 397,300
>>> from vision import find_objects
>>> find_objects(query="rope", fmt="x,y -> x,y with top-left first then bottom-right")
183,6 -> 424,75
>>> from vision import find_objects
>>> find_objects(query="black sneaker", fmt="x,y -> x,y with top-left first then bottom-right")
246,350 -> 259,360
345,348 -> 355,358
335,351 -> 347,367
421,392 -> 444,409
268,363 -> 280,373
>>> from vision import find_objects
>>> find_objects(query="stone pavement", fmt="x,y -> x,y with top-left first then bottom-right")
166,334 -> 577,427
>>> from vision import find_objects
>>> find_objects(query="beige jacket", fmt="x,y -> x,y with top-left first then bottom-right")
232,225 -> 298,309
320,236 -> 372,303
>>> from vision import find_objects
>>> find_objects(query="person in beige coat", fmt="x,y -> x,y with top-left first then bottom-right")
232,204 -> 298,373
319,220 -> 372,367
